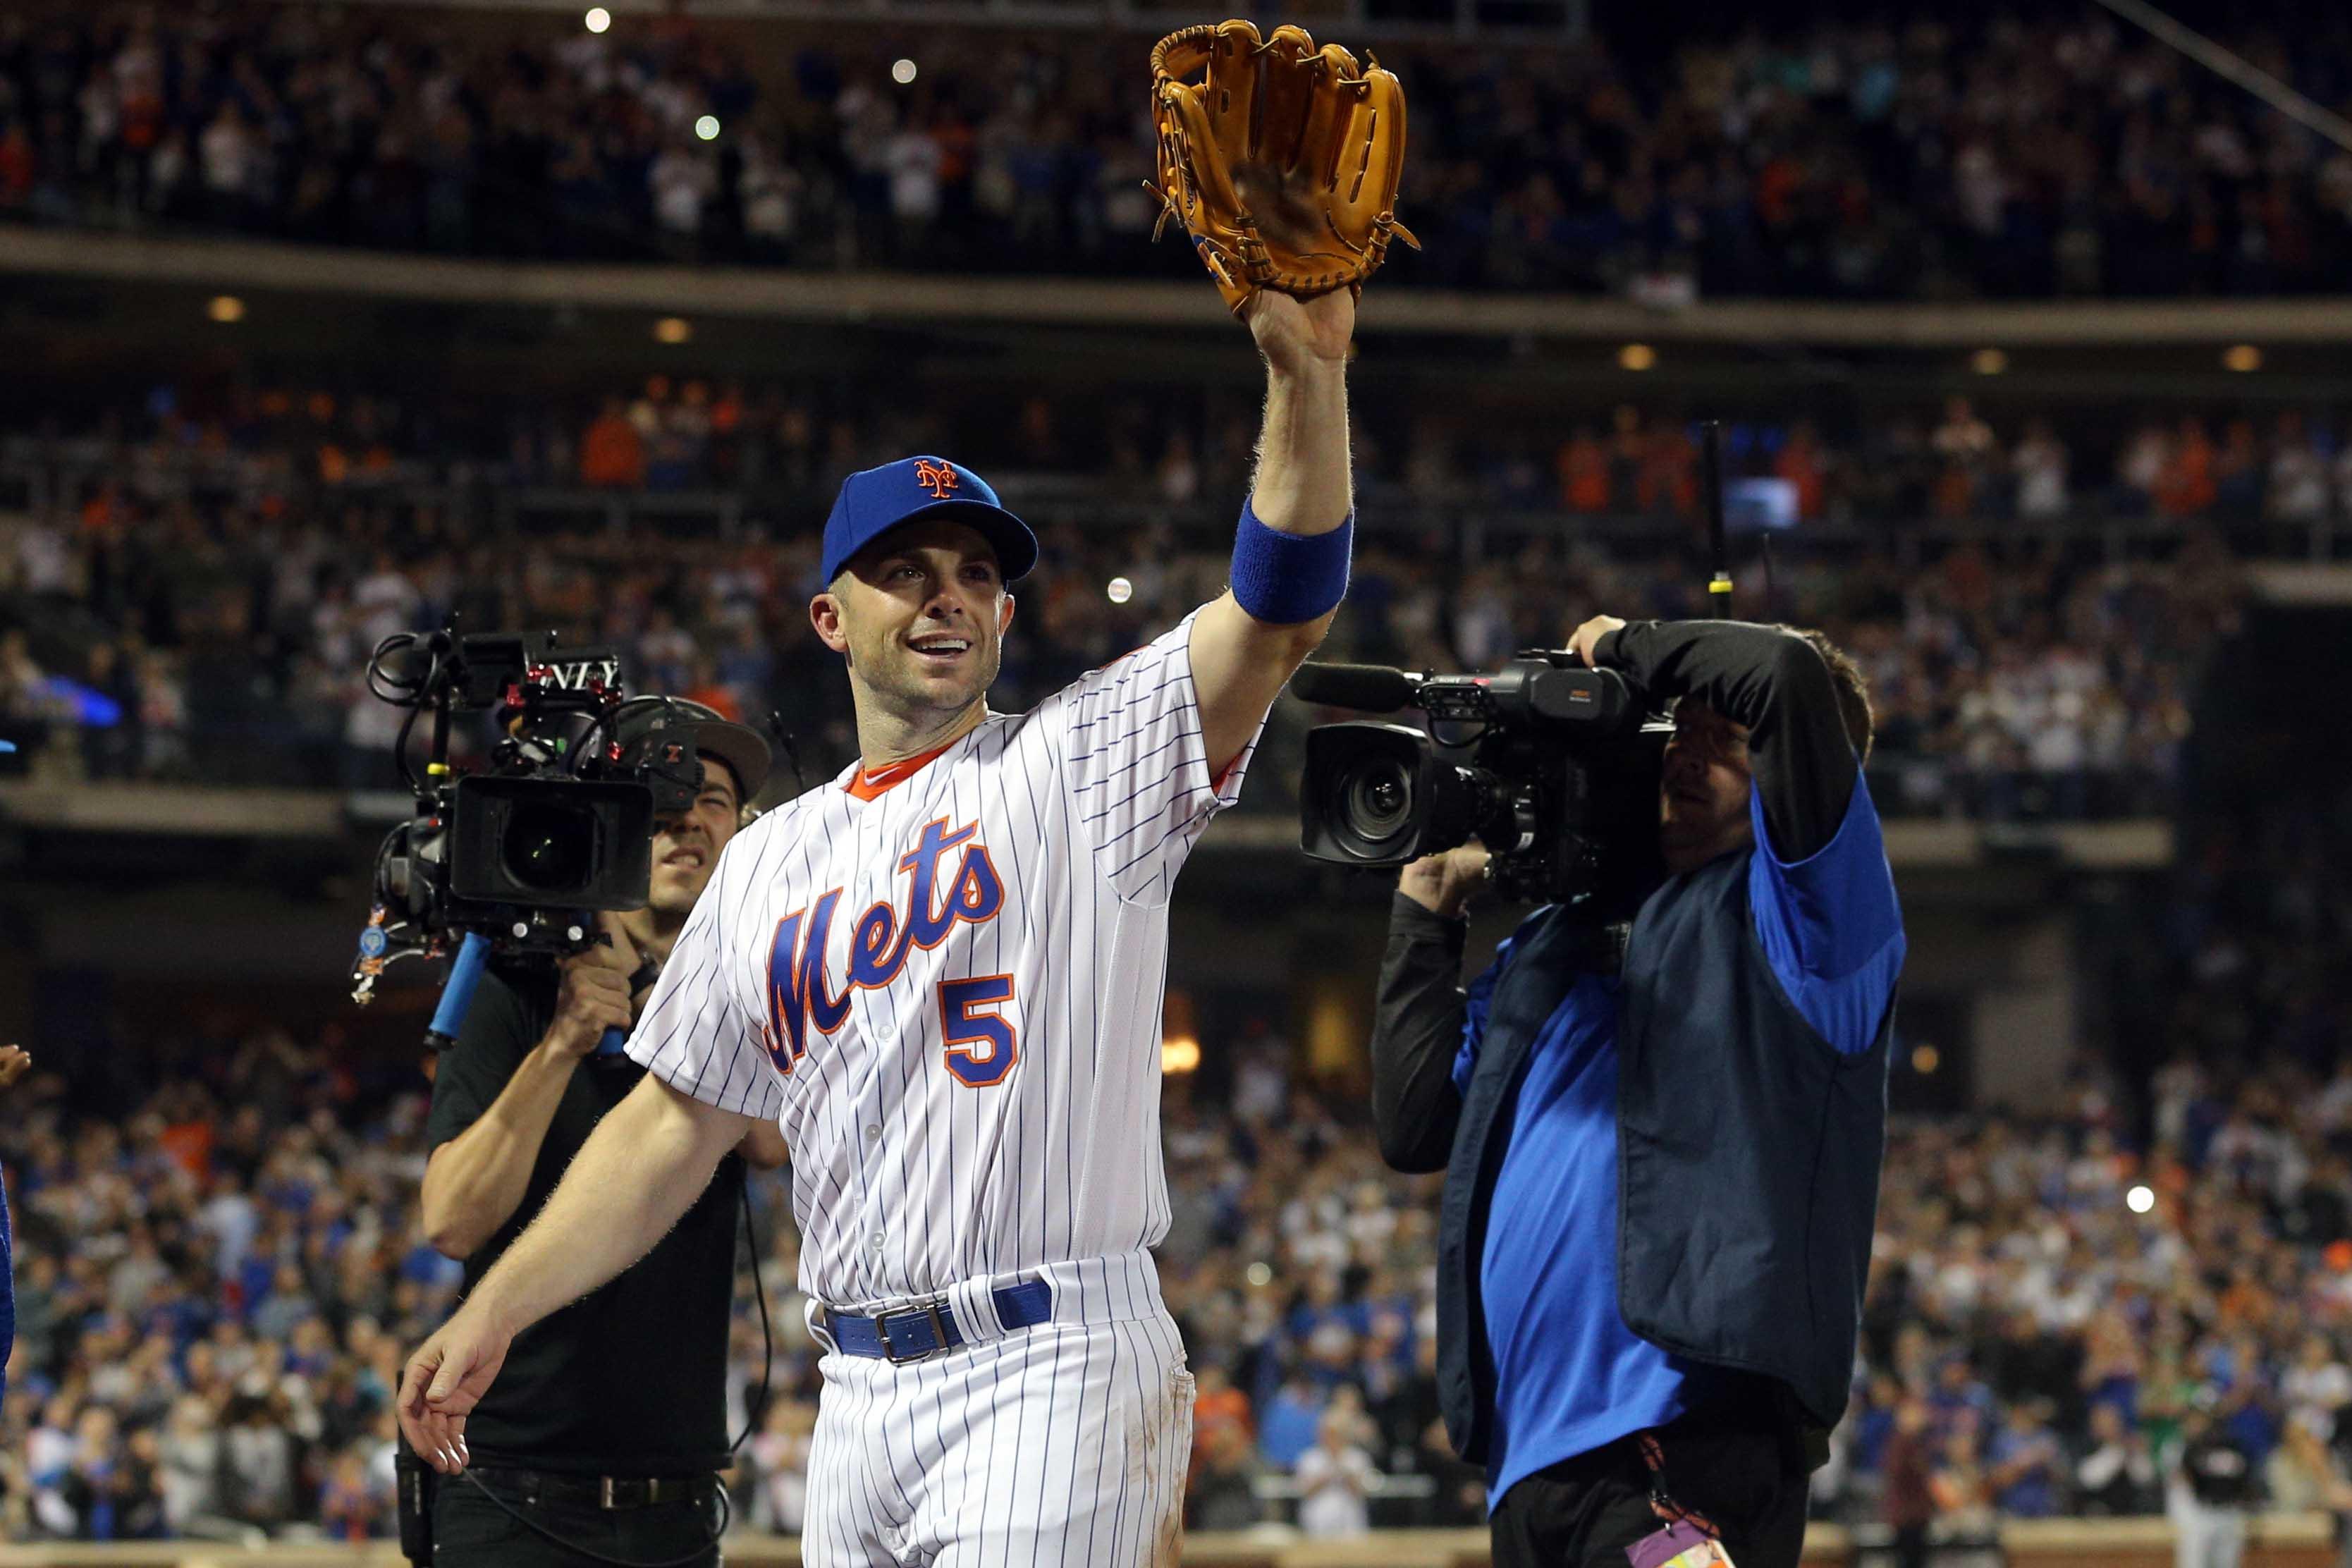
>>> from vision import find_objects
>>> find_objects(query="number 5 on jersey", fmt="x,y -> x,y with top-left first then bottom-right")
940,976 -> 1019,1087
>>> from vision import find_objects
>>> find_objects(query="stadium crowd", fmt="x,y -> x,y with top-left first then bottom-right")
0,381 -> 2266,816
5,895 -> 2352,1543
8,3 -> 2352,297
22,376 -> 2352,529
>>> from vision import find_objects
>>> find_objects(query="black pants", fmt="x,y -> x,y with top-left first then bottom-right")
1489,1391 -> 1811,1568
430,1471 -> 723,1568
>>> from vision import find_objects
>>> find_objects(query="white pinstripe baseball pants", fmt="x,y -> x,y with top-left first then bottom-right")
801,1309 -> 1194,1567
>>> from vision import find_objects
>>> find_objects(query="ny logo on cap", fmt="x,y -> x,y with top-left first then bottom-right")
914,459 -> 960,499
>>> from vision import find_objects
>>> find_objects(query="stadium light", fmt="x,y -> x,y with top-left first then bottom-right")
1617,343 -> 1656,372
207,295 -> 245,324
2126,1184 -> 2157,1214
1245,1261 -> 1273,1287
892,59 -> 919,85
584,7 -> 611,32
1162,1036 -> 1201,1074
1910,1044 -> 1940,1074
1971,348 -> 2008,375
694,115 -> 720,142
654,317 -> 693,344
2224,344 -> 2262,372
1106,576 -> 1133,604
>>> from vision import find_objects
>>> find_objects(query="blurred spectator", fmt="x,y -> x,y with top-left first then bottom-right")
2174,1407 -> 2258,1568
1257,1375 -> 1324,1471
221,1392 -> 297,1529
581,398 -> 648,489
317,1447 -> 384,1542
1986,1401 -> 2062,1517
1294,1405 -> 1374,1539
157,1397 -> 226,1534
1882,1398 -> 1937,1568
2076,1402 -> 2159,1516
1189,1421 -> 1266,1533
2013,419 -> 2071,521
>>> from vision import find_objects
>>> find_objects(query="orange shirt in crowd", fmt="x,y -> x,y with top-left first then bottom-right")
2155,426 -> 2216,517
680,679 -> 743,721
1775,436 -> 1825,519
1188,1379 -> 1254,1482
580,410 -> 646,488
1555,431 -> 1610,512
158,1119 -> 214,1182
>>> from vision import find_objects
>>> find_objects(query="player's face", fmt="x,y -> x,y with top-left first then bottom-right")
648,759 -> 741,917
1658,699 -> 1755,874
814,519 -> 1015,722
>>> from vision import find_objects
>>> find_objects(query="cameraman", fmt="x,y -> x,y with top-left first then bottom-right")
417,699 -> 788,1568
1371,618 -> 1904,1568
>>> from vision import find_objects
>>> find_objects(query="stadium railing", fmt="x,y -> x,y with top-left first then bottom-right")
18,228 -> 2352,347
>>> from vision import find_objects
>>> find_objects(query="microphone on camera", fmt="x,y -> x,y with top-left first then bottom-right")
1290,662 -> 1423,714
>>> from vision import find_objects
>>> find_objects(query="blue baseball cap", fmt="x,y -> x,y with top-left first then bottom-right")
821,456 -> 1038,586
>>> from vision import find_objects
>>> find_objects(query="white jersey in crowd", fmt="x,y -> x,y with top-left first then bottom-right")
625,609 -> 1261,1309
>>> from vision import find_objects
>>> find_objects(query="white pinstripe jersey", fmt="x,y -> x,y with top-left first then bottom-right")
625,610 -> 1261,1309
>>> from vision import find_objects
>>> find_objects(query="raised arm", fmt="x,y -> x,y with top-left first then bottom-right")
1187,289 -> 1356,775
1584,618 -> 1861,861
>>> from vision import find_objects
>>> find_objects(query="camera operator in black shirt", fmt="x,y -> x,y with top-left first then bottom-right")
417,699 -> 788,1568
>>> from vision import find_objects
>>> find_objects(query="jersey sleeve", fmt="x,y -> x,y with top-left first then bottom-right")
624,833 -> 785,1120
1747,768 -> 1906,1057
1051,608 -> 1264,905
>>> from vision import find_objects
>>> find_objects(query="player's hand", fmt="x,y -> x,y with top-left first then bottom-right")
1244,288 -> 1354,377
1399,845 -> 1490,919
398,1304 -> 513,1476
0,1044 -> 31,1090
1569,615 -> 1627,669
546,914 -> 638,1060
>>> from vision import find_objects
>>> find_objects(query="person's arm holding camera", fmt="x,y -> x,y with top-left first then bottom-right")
1571,613 -> 1903,1055
419,918 -> 639,1259
1572,615 -> 1856,859
1368,846 -> 1491,1172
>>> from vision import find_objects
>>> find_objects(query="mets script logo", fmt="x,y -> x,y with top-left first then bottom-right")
764,818 -> 1015,1086
913,459 -> 960,499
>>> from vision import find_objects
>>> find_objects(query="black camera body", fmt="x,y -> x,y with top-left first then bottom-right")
354,632 -> 708,1010
1297,652 -> 1667,911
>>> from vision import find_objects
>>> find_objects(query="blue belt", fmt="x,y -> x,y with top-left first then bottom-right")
825,1280 -> 1053,1364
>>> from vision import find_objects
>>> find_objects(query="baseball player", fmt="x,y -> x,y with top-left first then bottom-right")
398,286 -> 1359,1564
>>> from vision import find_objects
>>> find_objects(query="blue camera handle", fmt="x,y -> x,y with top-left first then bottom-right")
426,931 -> 491,1052
427,931 -> 632,1058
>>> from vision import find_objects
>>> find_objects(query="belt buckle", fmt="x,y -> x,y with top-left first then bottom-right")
878,1299 -> 953,1364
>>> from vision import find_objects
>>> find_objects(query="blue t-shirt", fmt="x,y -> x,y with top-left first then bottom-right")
1454,773 -> 1904,1507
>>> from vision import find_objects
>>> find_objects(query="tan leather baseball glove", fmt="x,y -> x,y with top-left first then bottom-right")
1149,20 -> 1417,314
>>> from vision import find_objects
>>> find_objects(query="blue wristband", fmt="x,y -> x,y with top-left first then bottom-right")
1230,498 -> 1353,624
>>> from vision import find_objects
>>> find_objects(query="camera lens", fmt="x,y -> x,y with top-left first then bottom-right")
501,801 -> 592,892
1339,756 -> 1415,847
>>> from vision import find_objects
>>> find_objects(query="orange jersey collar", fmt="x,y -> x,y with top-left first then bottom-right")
845,740 -> 958,801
